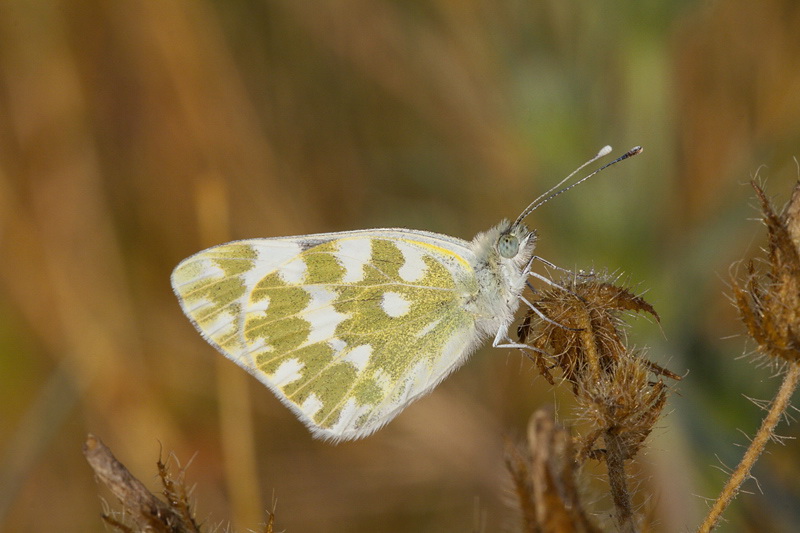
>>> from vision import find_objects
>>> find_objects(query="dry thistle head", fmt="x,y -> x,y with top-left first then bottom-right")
518,274 -> 677,459
516,273 -> 678,531
732,181 -> 800,363
505,408 -> 602,533
518,274 -> 678,388
575,354 -> 668,461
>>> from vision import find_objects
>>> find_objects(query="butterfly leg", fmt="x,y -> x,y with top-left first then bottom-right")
491,323 -> 531,350
527,256 -> 594,291
528,269 -> 594,306
529,270 -> 568,289
521,253 -> 572,290
491,322 -> 552,354
531,255 -> 595,279
530,255 -> 574,274
519,296 -> 580,331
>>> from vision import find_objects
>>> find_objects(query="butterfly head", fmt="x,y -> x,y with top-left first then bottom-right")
484,220 -> 537,277
497,222 -> 536,261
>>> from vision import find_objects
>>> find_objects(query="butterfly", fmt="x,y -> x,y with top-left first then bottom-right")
171,146 -> 641,442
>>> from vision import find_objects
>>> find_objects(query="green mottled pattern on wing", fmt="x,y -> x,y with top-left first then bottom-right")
172,235 -> 477,437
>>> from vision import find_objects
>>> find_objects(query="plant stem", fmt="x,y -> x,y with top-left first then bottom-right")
697,363 -> 800,532
605,429 -> 637,533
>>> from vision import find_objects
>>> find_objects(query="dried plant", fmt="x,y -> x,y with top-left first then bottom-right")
83,434 -> 202,532
512,273 -> 680,533
518,278 -> 676,388
83,434 -> 276,533
505,408 -> 602,533
732,181 -> 800,362
697,181 -> 800,532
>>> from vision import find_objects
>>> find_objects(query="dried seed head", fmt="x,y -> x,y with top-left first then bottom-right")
732,181 -> 800,363
518,273 -> 677,387
575,354 -> 668,461
515,273 -> 675,530
518,273 -> 677,465
505,408 -> 602,533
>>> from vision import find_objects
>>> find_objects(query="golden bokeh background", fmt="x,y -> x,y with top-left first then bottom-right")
2,1 -> 800,531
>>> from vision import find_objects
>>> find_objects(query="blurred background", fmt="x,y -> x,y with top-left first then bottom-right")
1,0 -> 800,531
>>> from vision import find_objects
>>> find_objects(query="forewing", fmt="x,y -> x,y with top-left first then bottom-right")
171,230 -> 482,441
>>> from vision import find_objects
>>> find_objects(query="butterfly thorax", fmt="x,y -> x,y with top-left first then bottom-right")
465,221 -> 537,339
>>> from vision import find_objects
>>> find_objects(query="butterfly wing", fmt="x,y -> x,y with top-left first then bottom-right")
171,229 -> 484,441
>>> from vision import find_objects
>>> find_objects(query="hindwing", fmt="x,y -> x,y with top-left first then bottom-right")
171,229 -> 483,441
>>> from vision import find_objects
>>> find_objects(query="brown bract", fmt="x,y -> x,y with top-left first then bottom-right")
505,409 -> 603,533
83,434 -> 277,533
518,278 -> 677,388
732,181 -> 800,363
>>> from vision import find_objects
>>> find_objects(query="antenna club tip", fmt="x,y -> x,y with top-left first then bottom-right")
629,146 -> 643,156
598,145 -> 613,157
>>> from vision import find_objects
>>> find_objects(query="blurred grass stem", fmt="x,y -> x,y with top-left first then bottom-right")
195,175 -> 263,530
697,363 -> 800,532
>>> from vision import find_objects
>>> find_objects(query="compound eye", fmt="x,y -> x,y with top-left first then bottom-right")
498,233 -> 520,258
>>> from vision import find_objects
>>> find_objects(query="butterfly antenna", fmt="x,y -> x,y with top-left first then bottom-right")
512,145 -> 643,228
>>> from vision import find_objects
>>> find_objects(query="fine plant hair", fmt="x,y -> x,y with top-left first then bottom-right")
84,180 -> 800,532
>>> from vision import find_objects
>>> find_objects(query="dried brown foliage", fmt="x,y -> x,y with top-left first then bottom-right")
83,434 -> 276,533
732,181 -> 800,363
512,275 -> 680,532
698,181 -> 800,532
518,280 -> 676,387
83,434 -> 202,533
505,409 -> 602,533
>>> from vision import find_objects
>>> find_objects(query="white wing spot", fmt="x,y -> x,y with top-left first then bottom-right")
432,324 -> 474,376
183,294 -> 214,314
335,238 -> 372,283
395,240 -> 427,282
240,246 -> 267,288
342,344 -> 372,372
199,308 -> 236,338
304,286 -> 348,345
245,241 -> 304,284
381,291 -> 411,318
300,393 -> 324,418
246,295 -> 270,314
278,256 -> 307,284
397,360 -> 432,404
174,258 -> 224,289
240,337 -> 268,367
270,358 -> 304,387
